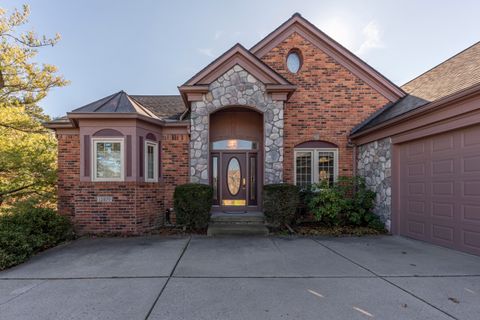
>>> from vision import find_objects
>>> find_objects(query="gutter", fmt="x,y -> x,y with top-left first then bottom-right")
43,113 -> 189,130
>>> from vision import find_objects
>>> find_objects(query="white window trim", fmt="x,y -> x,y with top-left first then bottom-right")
144,140 -> 158,182
293,148 -> 339,186
92,138 -> 125,182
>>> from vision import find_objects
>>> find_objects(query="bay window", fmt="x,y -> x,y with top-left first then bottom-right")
294,148 -> 338,188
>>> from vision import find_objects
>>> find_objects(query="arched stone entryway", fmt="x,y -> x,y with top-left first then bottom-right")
189,65 -> 284,189
209,107 -> 263,210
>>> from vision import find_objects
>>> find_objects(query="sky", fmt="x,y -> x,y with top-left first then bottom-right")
3,0 -> 480,117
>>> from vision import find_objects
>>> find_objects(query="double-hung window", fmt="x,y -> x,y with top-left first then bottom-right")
294,148 -> 338,188
144,140 -> 158,182
92,138 -> 124,181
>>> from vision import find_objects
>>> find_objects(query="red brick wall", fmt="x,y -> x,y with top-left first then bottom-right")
56,131 -> 189,235
74,182 -> 164,235
260,33 -> 389,182
57,134 -> 80,219
74,182 -> 137,234
161,133 -> 190,222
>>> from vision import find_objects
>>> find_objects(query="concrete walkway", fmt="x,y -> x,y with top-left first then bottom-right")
1,236 -> 479,320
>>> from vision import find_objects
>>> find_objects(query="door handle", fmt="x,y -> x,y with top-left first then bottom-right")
242,178 -> 246,188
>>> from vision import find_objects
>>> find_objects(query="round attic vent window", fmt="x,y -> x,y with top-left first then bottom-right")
286,51 -> 301,73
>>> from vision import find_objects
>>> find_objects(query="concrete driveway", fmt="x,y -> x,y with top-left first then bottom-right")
1,236 -> 479,320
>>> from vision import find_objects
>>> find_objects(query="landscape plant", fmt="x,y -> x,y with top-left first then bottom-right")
307,176 -> 384,230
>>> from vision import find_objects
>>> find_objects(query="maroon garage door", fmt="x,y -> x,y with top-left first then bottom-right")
398,125 -> 480,255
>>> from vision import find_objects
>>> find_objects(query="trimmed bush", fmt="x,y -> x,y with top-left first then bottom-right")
0,203 -> 73,270
263,183 -> 300,226
173,183 -> 213,229
308,176 -> 384,229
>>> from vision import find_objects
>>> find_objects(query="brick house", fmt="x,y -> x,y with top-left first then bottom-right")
46,14 -> 480,255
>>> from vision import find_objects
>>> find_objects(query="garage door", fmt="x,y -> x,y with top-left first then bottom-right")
398,125 -> 480,255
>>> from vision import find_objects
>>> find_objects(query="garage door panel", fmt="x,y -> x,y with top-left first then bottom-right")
408,200 -> 426,215
408,182 -> 426,195
407,163 -> 426,177
463,204 -> 480,223
398,124 -> 480,256
462,126 -> 480,147
431,202 -> 454,218
406,220 -> 426,237
463,230 -> 480,250
463,155 -> 480,173
432,134 -> 454,152
463,181 -> 480,197
406,141 -> 426,156
432,159 -> 455,175
432,224 -> 455,242
432,181 -> 455,196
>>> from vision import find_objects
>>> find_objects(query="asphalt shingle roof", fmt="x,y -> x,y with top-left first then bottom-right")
62,91 -> 186,122
352,42 -> 480,134
129,95 -> 186,120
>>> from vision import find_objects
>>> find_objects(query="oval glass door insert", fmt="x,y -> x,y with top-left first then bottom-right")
227,157 -> 241,196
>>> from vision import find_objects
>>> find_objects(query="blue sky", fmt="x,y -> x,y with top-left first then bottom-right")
3,0 -> 480,117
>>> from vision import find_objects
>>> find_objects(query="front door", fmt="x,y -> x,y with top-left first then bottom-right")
211,146 -> 259,211
222,153 -> 246,206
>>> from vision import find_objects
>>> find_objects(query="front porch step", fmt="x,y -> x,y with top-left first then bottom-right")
207,211 -> 268,236
207,223 -> 269,236
210,211 -> 265,224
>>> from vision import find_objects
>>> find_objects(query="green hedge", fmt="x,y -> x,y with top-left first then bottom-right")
263,183 -> 300,226
173,183 -> 213,229
0,204 -> 73,270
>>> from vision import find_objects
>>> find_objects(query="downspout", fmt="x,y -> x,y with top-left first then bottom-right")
350,139 -> 357,177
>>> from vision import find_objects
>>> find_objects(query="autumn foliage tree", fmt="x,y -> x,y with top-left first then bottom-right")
0,5 -> 68,206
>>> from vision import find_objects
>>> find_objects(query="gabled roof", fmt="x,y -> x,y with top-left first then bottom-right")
179,43 -> 296,106
351,41 -> 480,135
250,13 -> 405,102
181,43 -> 293,86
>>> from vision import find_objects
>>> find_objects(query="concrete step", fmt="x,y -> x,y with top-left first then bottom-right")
210,212 -> 265,224
207,223 -> 269,236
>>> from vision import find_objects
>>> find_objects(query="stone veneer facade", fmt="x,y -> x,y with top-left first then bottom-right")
357,138 -> 392,229
189,65 -> 284,184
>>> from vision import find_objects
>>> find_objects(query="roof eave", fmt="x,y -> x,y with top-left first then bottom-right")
43,120 -> 76,129
66,112 -> 187,127
350,83 -> 480,140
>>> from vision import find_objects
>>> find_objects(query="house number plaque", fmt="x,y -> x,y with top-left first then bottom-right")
97,196 -> 113,203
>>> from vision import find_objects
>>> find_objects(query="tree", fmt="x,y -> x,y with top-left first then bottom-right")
0,5 -> 68,206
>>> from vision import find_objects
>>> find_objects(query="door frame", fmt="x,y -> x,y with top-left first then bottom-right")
210,150 -> 262,212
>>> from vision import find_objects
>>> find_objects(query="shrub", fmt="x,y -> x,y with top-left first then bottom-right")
263,183 -> 300,226
308,176 -> 384,229
0,202 -> 73,270
173,183 -> 213,229
0,230 -> 33,270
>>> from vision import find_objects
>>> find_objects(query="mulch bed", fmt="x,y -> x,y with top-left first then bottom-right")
150,226 -> 207,236
270,221 -> 387,237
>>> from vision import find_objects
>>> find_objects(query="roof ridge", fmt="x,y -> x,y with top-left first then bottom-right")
97,91 -> 122,112
127,95 -> 159,118
130,94 -> 181,97
402,41 -> 480,88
